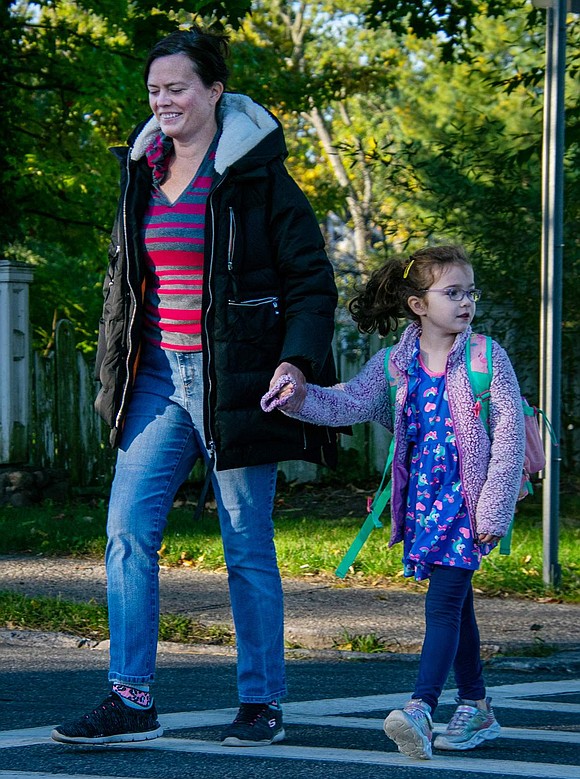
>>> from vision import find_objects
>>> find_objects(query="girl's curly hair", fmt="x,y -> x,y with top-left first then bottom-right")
349,245 -> 471,336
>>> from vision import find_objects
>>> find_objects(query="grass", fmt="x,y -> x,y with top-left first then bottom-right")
333,631 -> 396,654
0,490 -> 578,600
330,631 -> 561,657
0,591 -> 109,640
0,591 -> 235,646
0,487 -> 578,647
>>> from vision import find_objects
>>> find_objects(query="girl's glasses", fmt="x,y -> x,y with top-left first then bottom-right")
424,288 -> 482,303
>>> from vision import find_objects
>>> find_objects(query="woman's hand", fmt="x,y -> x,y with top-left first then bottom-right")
268,362 -> 306,412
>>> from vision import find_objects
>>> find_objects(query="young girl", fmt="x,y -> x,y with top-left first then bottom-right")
262,245 -> 525,760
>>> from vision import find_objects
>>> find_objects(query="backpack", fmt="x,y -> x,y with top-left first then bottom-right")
464,334 -> 555,553
334,334 -> 555,578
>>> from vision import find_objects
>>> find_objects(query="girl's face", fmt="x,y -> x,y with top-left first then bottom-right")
410,263 -> 477,336
147,53 -> 223,145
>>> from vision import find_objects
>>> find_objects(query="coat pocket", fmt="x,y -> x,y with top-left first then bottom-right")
226,296 -> 282,343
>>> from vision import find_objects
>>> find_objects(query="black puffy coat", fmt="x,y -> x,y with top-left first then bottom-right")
95,93 -> 339,470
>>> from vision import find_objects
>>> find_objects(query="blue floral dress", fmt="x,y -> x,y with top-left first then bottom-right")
403,342 -> 494,581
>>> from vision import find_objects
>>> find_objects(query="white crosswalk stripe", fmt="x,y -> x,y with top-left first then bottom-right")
0,679 -> 578,777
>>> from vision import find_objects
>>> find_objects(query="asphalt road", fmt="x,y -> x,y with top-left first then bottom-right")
0,640 -> 578,779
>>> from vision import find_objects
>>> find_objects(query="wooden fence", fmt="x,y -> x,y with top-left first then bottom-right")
26,321 -> 389,489
24,319 -> 580,490
29,320 -> 115,488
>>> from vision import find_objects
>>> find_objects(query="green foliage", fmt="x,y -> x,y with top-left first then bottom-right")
0,590 -> 235,644
157,613 -> 234,644
289,6 -> 579,441
363,0 -> 539,61
2,0 -> 579,438
0,591 -> 109,638
3,2 -> 137,350
334,631 -> 391,652
229,2 -> 578,358
1,491 -> 578,600
0,503 -> 108,556
2,0 -> 252,352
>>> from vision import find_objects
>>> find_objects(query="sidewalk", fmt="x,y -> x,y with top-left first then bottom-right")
2,554 -> 579,662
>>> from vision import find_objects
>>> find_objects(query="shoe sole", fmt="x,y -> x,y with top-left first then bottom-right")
51,725 -> 164,745
221,728 -> 286,747
434,722 -> 501,751
384,711 -> 432,760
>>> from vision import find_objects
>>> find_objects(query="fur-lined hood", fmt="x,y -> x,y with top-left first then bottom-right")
127,92 -> 283,175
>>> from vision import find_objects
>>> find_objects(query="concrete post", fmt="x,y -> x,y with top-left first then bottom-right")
0,260 -> 35,464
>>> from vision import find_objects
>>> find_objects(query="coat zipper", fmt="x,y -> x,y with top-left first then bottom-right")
228,296 -> 279,310
227,206 -> 239,302
204,176 -> 227,463
115,151 -> 138,430
227,207 -> 236,269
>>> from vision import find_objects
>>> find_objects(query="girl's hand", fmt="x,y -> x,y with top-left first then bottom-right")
261,363 -> 306,413
477,533 -> 500,545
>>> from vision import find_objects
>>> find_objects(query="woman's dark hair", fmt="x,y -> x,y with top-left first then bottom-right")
144,26 -> 230,90
349,245 -> 472,336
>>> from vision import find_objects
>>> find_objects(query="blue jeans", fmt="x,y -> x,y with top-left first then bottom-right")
105,344 -> 286,703
413,566 -> 485,713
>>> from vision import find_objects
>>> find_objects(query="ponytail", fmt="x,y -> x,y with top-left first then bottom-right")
349,259 -> 408,336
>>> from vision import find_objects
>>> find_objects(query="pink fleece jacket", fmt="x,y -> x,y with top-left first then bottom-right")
285,322 -> 525,546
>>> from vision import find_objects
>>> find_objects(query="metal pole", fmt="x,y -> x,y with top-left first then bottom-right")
539,6 -> 553,436
539,1 -> 566,588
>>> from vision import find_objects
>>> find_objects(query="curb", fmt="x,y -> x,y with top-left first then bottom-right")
2,629 -> 580,672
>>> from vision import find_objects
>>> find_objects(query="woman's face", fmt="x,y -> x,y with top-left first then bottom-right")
146,53 -> 223,145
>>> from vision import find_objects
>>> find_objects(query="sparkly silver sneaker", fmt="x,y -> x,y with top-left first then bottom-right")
434,696 -> 501,751
383,698 -> 433,759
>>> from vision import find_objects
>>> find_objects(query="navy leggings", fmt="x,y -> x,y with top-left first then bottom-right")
413,565 -> 485,713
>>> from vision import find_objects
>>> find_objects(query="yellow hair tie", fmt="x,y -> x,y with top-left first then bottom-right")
402,258 -> 415,279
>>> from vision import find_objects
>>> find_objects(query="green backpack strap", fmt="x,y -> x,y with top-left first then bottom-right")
465,333 -> 492,432
335,347 -> 397,579
465,334 -> 515,556
384,345 -> 398,416
334,442 -> 394,578
499,522 -> 514,556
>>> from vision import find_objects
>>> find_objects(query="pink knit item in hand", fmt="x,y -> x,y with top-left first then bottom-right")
260,375 -> 297,412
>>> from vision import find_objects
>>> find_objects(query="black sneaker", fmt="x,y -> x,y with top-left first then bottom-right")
221,703 -> 285,746
51,692 -> 163,745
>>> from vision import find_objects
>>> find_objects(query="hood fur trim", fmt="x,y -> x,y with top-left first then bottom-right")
130,93 -> 278,175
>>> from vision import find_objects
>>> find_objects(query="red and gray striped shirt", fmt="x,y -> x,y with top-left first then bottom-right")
142,137 -> 217,352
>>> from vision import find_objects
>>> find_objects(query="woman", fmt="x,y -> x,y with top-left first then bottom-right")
52,26 -> 338,747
